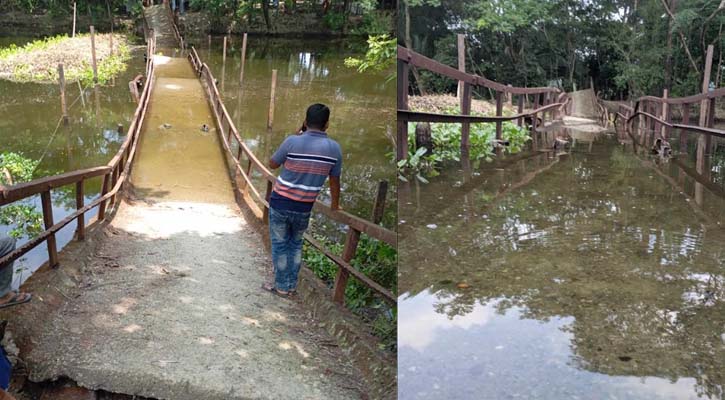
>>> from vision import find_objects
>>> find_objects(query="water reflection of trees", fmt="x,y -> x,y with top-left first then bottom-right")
400,139 -> 725,398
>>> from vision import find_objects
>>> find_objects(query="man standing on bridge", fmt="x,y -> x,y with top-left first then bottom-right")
263,103 -> 342,297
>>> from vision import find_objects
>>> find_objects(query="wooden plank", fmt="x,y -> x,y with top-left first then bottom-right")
517,95 -> 524,127
267,69 -> 277,129
457,33 -> 465,99
398,46 -> 560,95
1,166 -> 110,205
398,101 -> 564,125
41,191 -> 58,268
58,64 -> 68,124
460,82 -> 472,157
495,91 -> 503,141
305,235 -> 395,304
76,180 -> 85,240
681,104 -> 689,152
332,228 -> 360,304
397,59 -> 409,161
371,180 -> 388,224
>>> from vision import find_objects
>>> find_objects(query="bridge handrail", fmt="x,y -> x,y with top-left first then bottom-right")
188,47 -> 396,305
397,46 -> 570,161
0,37 -> 157,269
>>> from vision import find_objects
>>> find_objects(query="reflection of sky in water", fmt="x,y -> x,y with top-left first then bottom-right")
399,137 -> 725,400
290,52 -> 329,85
399,290 -> 703,400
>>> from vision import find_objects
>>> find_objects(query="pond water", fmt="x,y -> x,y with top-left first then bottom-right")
398,123 -> 725,399
0,35 -> 145,284
1,34 -> 395,283
192,35 -> 397,229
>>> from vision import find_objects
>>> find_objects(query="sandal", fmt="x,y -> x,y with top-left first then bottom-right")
261,283 -> 291,299
0,292 -> 31,309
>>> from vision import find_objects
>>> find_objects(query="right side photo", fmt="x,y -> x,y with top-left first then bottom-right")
397,1 -> 725,399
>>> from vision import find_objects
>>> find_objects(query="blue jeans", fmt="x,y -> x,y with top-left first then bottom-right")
269,207 -> 311,292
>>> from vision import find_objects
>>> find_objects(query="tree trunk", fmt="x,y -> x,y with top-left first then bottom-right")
261,0 -> 271,31
403,0 -> 426,95
664,0 -> 675,89
415,123 -> 433,154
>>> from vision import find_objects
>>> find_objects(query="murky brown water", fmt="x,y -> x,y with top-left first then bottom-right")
399,121 -> 725,399
1,35 -> 394,281
132,54 -> 233,204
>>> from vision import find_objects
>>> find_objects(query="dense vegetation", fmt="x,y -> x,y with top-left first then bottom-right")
186,0 -> 394,34
401,0 -> 725,99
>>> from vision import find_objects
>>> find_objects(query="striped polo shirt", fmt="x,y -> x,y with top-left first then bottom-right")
270,130 -> 342,212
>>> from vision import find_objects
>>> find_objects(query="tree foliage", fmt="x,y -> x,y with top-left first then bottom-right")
404,0 -> 725,99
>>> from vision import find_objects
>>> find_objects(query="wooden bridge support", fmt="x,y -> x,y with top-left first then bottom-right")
267,69 -> 277,130
58,64 -> 68,125
239,33 -> 247,86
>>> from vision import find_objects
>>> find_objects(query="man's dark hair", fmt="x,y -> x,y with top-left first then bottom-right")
305,103 -> 330,130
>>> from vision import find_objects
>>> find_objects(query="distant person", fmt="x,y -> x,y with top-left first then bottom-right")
0,237 -> 31,309
263,103 -> 342,298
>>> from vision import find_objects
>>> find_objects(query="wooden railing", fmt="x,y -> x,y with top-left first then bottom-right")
615,88 -> 725,161
0,37 -> 157,270
397,46 -> 570,161
188,47 -> 396,305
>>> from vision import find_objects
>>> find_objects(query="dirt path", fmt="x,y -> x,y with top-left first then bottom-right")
144,4 -> 178,48
24,200 -> 364,399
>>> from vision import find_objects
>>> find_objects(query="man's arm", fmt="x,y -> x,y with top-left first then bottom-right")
269,137 -> 290,170
269,159 -> 281,169
329,176 -> 341,211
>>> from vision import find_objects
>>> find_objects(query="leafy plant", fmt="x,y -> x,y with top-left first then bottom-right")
0,152 -> 43,240
323,11 -> 346,31
344,34 -> 396,73
302,233 -> 397,350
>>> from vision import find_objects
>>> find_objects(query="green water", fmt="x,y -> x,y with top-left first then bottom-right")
191,36 -> 397,228
1,34 -> 395,280
399,126 -> 725,399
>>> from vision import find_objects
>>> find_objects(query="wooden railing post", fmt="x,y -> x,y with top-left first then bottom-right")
262,181 -> 273,224
41,191 -> 59,268
681,103 -> 690,152
495,90 -> 503,143
661,89 -> 669,139
332,180 -> 388,304
517,95 -> 524,127
240,33 -> 247,86
98,173 -> 111,220
460,82 -> 472,158
76,180 -> 85,240
396,59 -> 409,161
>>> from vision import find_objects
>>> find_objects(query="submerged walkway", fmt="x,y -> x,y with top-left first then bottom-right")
21,47 -> 365,400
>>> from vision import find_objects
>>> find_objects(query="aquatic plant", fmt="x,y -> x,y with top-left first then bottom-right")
0,152 -> 43,239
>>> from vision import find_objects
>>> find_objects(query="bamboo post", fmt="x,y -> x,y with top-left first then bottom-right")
41,191 -> 59,268
72,2 -> 77,37
495,91 -> 503,142
456,33 -> 465,98
267,69 -> 277,130
76,181 -> 85,240
696,44 -> 714,206
58,64 -> 68,125
397,60 -> 409,161
371,180 -> 388,224
78,80 -> 86,108
223,36 -> 227,63
460,82 -> 472,159
240,33 -> 248,86
90,26 -> 98,85
517,95 -> 524,127
681,104 -> 690,152
661,89 -> 669,139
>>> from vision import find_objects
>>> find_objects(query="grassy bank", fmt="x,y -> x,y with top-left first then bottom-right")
0,33 -> 130,85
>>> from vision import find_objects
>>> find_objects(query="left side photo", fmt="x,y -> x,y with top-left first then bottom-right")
0,1 -> 397,399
